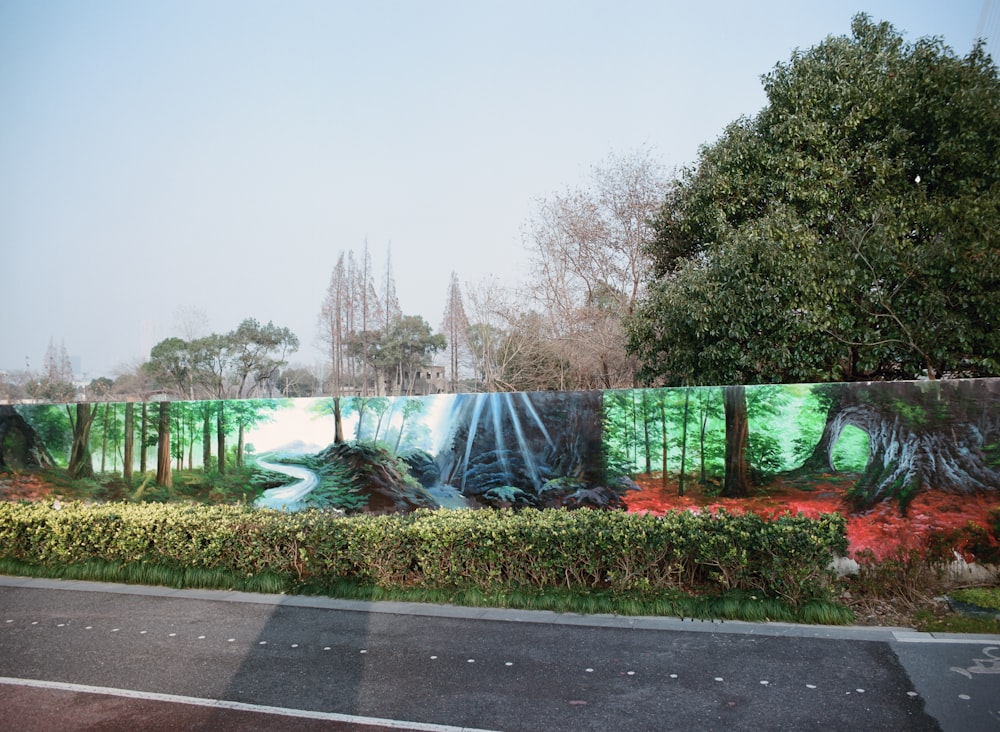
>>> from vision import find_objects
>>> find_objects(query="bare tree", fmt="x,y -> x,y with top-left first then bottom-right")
441,271 -> 469,391
525,148 -> 671,388
172,305 -> 210,341
318,252 -> 350,396
27,339 -> 76,402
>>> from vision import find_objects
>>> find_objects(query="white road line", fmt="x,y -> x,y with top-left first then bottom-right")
0,677 -> 500,732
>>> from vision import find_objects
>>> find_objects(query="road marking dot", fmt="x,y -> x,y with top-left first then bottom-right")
586,668 -> 594,673
360,649 -> 367,654
169,633 -> 176,637
198,636 -> 205,639
85,626 -> 92,630
715,677 -> 724,682
259,641 -> 267,645
140,630 -> 147,634
324,647 -> 331,651
959,694 -> 971,700
468,659 -> 475,663
430,656 -> 437,660
31,622 -> 38,625
57,623 -> 65,627
856,689 -> 865,693
907,691 -> 918,697
670,674 -> 678,679
227,638 -> 235,642
806,684 -> 817,689
505,662 -> 513,666
5,620 -> 12,623
760,680 -> 769,685
291,644 -> 299,648
627,671 -> 636,676
111,628 -> 119,632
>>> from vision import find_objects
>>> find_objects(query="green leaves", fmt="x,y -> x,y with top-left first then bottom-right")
0,502 -> 847,606
633,14 -> 1000,385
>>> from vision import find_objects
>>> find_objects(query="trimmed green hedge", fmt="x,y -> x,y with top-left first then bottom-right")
0,502 -> 847,605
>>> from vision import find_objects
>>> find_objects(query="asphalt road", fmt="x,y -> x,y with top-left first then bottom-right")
0,577 -> 998,731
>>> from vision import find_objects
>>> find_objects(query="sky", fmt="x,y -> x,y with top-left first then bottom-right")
2,1 -> 998,380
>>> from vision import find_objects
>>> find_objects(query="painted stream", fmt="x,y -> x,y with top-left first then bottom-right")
255,459 -> 320,510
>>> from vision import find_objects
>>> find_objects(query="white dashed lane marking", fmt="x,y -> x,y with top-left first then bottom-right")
0,615 -> 929,703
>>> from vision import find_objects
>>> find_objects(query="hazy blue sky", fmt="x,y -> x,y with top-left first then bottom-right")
2,1 -> 997,379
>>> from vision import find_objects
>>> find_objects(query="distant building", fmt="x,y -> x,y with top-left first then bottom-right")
383,365 -> 446,396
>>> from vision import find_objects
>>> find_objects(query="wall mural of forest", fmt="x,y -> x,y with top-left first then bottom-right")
1,378 -> 998,562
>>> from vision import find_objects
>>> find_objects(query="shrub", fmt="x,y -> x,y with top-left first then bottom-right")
0,502 -> 847,606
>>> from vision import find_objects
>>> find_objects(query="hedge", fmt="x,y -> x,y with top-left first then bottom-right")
0,502 -> 848,605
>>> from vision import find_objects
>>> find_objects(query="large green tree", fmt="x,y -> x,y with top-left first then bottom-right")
629,15 -> 1000,385
350,315 -> 446,395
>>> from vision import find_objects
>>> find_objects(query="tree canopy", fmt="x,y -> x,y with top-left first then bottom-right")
628,15 -> 1000,386
145,319 -> 299,399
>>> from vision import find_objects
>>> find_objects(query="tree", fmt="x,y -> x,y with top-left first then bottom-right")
318,252 -> 351,395
155,401 -> 171,487
319,244 -> 395,396
463,279 -> 572,392
145,337 -> 197,398
526,148 -> 670,388
123,401 -> 134,483
228,318 -> 300,398
722,386 -> 750,497
799,380 -> 1000,511
66,403 -> 98,479
27,339 -> 76,402
229,399 -> 279,467
351,315 -> 445,396
630,15 -> 1000,385
276,366 -> 320,397
441,271 -> 469,390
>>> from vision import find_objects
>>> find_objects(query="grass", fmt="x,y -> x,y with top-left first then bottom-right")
913,610 -> 1000,635
948,586 -> 1000,612
0,557 -> 854,625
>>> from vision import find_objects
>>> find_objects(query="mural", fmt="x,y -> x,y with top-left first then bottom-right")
0,379 -> 998,560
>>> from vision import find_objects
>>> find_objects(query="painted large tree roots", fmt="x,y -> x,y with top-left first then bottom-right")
0,405 -> 54,470
808,381 -> 1000,510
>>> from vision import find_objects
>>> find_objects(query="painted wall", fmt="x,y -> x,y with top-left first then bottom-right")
1,379 -> 998,559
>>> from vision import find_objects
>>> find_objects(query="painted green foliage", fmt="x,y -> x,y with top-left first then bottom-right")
602,384 -> 871,492
602,379 -> 1000,511
3,378 -> 998,513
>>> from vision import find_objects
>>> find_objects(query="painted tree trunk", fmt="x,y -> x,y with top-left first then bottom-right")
722,385 -> 751,497
155,401 -> 171,488
140,403 -> 148,473
216,401 -> 226,475
67,403 -> 97,479
847,404 -> 1000,509
679,388 -> 690,496
123,402 -> 133,483
202,405 -> 212,470
815,380 -> 1000,510
333,397 -> 344,444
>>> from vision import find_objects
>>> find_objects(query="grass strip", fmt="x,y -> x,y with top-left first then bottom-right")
0,557 -> 853,625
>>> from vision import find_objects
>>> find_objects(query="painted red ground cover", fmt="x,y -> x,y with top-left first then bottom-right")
624,473 -> 1000,561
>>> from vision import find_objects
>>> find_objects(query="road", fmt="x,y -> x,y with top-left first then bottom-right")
0,576 -> 998,731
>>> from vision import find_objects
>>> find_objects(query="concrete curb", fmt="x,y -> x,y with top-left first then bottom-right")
3,574 -> 998,644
